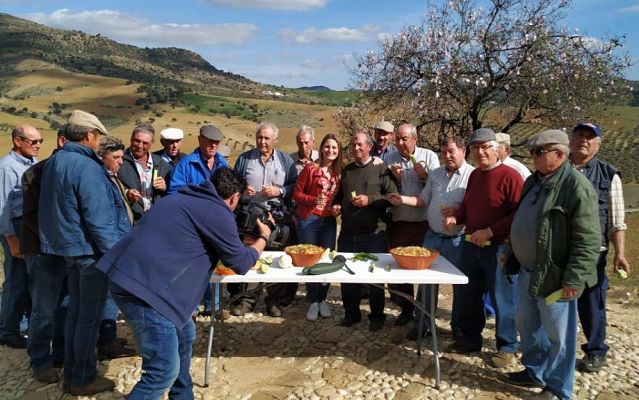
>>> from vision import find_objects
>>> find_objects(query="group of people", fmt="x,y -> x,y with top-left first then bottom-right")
0,110 -> 630,400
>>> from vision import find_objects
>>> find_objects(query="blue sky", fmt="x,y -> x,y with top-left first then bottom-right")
1,0 -> 638,90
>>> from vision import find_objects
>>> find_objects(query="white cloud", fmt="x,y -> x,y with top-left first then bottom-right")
22,9 -> 259,47
301,58 -> 331,70
204,0 -> 326,11
616,4 -> 639,12
279,25 -> 381,44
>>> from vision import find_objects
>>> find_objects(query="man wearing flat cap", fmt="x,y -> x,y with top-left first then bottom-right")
154,127 -> 187,171
168,124 -> 229,194
371,120 -> 398,162
443,128 -> 522,365
38,110 -> 131,395
502,129 -> 600,400
569,123 -> 630,373
118,123 -> 171,222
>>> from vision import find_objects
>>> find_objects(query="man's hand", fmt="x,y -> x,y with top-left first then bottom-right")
614,253 -> 630,275
255,217 -> 272,239
440,206 -> 457,217
5,235 -> 22,258
152,177 -> 166,192
260,185 -> 281,198
561,285 -> 578,299
351,194 -> 369,207
330,204 -> 341,216
443,216 -> 457,232
126,188 -> 142,202
469,228 -> 493,247
244,185 -> 256,196
413,162 -> 427,180
387,193 -> 403,206
389,163 -> 402,181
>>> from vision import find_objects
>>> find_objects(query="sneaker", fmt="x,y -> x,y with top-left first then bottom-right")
318,301 -> 331,318
70,376 -> 115,396
98,340 -> 136,359
579,353 -> 607,373
489,350 -> 515,368
0,335 -> 27,349
500,369 -> 544,388
33,367 -> 60,384
306,303 -> 319,321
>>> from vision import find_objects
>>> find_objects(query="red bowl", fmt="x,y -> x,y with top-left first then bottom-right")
389,247 -> 439,270
284,245 -> 324,267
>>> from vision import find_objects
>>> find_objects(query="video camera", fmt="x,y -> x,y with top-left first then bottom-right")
234,196 -> 290,249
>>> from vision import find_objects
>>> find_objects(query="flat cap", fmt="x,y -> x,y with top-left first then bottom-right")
572,122 -> 602,137
68,110 -> 107,135
373,120 -> 394,133
529,129 -> 569,148
200,125 -> 224,141
469,128 -> 495,145
495,132 -> 510,145
218,144 -> 231,157
160,128 -> 184,140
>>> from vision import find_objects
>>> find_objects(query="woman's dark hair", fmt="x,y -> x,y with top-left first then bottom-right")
211,167 -> 247,199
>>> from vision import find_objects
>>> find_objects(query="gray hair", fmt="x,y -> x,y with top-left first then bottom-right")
551,143 -> 571,157
11,126 -> 25,139
297,125 -> 315,140
98,136 -> 125,158
65,124 -> 92,142
256,121 -> 279,139
132,123 -> 155,141
396,123 -> 418,138
352,132 -> 373,146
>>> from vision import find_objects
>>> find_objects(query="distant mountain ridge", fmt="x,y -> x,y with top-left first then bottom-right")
0,13 -> 261,95
297,86 -> 332,92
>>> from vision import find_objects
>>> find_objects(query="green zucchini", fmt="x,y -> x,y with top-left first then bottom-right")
302,255 -> 347,275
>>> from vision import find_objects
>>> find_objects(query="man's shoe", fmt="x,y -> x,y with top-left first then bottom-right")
231,300 -> 253,316
306,303 -> 319,321
338,315 -> 361,327
214,309 -> 231,321
489,350 -> 516,368
369,318 -> 385,332
0,335 -> 27,349
318,301 -> 331,318
117,337 -> 128,345
33,367 -> 60,384
501,369 -> 544,388
267,305 -> 282,318
98,340 -> 136,359
395,311 -> 415,326
446,339 -> 482,354
62,382 -> 70,393
530,389 -> 560,400
406,327 -> 431,341
69,376 -> 115,396
579,353 -> 607,373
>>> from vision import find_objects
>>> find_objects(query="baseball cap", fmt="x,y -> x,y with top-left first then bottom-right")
529,129 -> 569,148
68,110 -> 108,135
572,122 -> 602,137
469,128 -> 496,145
200,125 -> 224,141
160,128 -> 184,140
495,132 -> 510,146
373,120 -> 394,133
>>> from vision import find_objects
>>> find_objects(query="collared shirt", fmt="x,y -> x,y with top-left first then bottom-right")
244,149 -> 287,205
371,143 -> 398,163
385,147 -> 440,222
130,150 -> 154,212
503,156 -> 531,181
420,161 -> 474,236
290,149 -> 319,175
0,150 -> 37,236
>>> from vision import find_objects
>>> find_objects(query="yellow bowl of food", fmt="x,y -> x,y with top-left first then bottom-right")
389,246 -> 439,270
284,244 -> 325,267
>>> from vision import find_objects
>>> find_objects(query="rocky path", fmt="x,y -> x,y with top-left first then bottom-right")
2,286 -> 638,400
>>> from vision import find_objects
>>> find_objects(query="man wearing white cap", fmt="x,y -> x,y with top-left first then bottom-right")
370,120 -> 397,162
495,133 -> 531,181
154,127 -> 186,171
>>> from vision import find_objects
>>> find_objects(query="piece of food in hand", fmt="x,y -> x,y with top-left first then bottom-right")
277,254 -> 293,269
465,234 -> 491,246
617,269 -> 628,279
409,154 -> 417,165
351,190 -> 357,198
214,264 -> 236,275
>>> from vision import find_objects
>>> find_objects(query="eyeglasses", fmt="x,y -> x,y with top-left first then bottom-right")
19,137 -> 44,145
530,147 -> 559,157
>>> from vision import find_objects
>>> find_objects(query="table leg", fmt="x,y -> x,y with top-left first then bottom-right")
204,282 -> 215,387
429,284 -> 440,389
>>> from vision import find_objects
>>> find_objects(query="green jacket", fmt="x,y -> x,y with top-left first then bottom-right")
520,160 -> 600,298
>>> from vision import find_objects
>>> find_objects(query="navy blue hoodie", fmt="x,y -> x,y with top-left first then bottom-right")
96,179 -> 258,328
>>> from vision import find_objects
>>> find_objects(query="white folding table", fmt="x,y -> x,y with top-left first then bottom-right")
205,251 -> 468,388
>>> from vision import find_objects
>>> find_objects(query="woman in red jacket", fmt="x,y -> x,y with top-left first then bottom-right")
293,133 -> 344,321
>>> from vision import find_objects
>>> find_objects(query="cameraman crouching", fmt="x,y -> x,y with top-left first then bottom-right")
96,168 -> 271,399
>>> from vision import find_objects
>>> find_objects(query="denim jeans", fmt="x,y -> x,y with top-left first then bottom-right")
517,268 -> 577,400
0,219 -> 31,339
338,230 -> 387,320
296,214 -> 337,303
98,291 -> 119,345
113,293 -> 196,400
414,230 -> 463,334
26,253 -> 68,369
577,250 -> 609,357
63,255 -> 108,386
492,243 -> 519,352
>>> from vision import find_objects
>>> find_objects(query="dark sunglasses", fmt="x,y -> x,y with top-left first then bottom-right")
19,137 -> 44,145
530,147 -> 559,157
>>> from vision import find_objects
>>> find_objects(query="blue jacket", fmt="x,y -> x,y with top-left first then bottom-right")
39,142 -> 131,257
167,148 -> 228,194
96,179 -> 259,328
